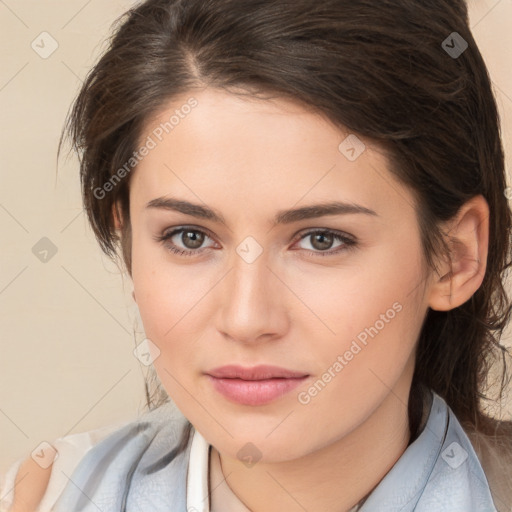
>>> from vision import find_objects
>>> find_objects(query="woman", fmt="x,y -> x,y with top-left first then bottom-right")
2,0 -> 511,510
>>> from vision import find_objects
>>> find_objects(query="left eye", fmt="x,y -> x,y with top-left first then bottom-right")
295,229 -> 356,256
154,227 -> 357,257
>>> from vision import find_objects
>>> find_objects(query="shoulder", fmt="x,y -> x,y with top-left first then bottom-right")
0,454 -> 54,512
0,420 -> 132,512
382,391 -> 500,512
462,419 -> 512,512
50,401 -> 193,511
416,397 -> 510,512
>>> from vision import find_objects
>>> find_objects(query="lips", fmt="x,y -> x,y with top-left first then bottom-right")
206,364 -> 309,380
205,365 -> 310,406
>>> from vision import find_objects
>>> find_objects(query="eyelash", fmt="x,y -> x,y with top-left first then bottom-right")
153,226 -> 357,258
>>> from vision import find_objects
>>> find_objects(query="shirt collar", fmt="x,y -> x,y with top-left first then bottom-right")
187,426 -> 210,512
358,389 -> 448,510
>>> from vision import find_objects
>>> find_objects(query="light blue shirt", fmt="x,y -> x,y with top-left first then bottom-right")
52,390 -> 498,511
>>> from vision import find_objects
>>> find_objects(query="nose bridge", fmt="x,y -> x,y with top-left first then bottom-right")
227,244 -> 274,309
217,243 -> 283,341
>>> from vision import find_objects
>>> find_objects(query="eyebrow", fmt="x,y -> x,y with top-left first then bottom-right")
145,197 -> 378,225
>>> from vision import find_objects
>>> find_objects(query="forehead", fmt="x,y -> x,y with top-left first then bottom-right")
130,88 -> 414,223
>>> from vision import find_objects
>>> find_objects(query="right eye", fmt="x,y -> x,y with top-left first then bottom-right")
153,226 -> 217,257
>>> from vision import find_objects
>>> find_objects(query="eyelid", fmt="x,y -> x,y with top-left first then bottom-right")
292,227 -> 355,243
160,225 -> 216,241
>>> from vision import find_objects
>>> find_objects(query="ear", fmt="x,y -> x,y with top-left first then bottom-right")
428,195 -> 489,311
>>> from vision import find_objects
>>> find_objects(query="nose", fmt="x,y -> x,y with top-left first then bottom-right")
215,250 -> 289,345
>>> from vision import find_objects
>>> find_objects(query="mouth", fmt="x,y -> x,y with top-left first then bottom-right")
205,365 -> 310,406
206,364 -> 309,380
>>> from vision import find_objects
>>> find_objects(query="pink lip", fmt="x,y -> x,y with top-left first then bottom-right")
205,365 -> 310,406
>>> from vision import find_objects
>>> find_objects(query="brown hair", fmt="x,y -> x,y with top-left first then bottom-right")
59,0 -> 512,498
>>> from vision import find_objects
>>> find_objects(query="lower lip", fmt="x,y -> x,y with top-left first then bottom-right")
206,375 -> 309,406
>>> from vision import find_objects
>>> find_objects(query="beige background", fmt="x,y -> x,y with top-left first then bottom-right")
1,0 -> 512,473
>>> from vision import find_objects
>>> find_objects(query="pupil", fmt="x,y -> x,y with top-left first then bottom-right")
184,231 -> 203,249
313,233 -> 332,250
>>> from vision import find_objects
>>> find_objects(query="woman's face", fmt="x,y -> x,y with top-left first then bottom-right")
129,87 -> 433,462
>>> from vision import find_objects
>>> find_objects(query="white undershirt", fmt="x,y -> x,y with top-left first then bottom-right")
187,428 -> 252,512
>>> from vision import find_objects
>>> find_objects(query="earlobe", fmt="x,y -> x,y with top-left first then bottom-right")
428,195 -> 489,312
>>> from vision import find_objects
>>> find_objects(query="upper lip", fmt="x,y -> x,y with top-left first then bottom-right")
206,364 -> 309,380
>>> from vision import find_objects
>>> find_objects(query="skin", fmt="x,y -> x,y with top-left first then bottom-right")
117,87 -> 489,512
10,454 -> 55,511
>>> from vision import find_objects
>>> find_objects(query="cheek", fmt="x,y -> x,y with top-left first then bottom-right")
296,296 -> 420,435
131,246 -> 215,380
299,248 -> 424,393
133,266 -> 201,403
286,246 -> 421,343
132,235 -> 191,336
